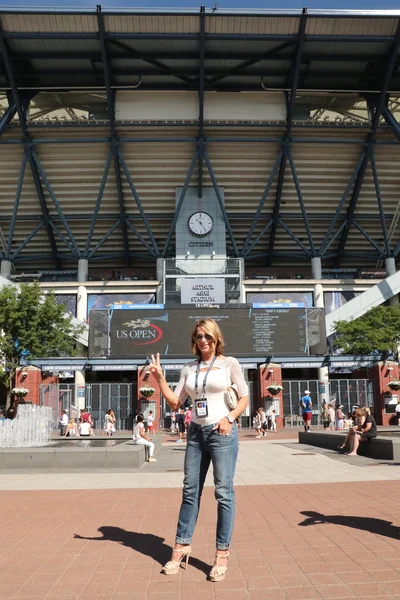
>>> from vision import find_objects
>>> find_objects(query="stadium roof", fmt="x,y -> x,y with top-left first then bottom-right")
0,7 -> 400,92
0,7 -> 399,271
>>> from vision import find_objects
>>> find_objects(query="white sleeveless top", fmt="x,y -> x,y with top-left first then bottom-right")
175,356 -> 248,426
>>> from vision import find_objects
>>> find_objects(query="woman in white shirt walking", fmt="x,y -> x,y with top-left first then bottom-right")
132,414 -> 157,462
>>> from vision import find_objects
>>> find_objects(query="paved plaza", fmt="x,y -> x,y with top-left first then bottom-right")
0,434 -> 399,600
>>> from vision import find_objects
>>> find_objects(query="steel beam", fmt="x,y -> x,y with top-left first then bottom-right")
118,151 -> 159,256
319,151 -> 367,256
204,150 -> 239,256
278,219 -> 311,256
370,149 -> 390,257
268,9 -> 307,264
108,39 -> 195,87
335,149 -> 371,265
382,105 -> 400,143
198,6 -> 205,198
335,24 -> 400,265
11,222 -> 44,260
32,152 -> 80,257
125,220 -> 156,257
208,40 -> 295,85
287,148 -> 315,255
5,152 -> 27,258
163,150 -> 199,257
88,220 -> 121,259
245,219 -> 274,257
97,8 -> 130,265
0,99 -> 17,137
242,152 -> 282,256
393,241 -> 400,257
84,150 -> 113,257
352,220 -> 384,256
0,24 -> 60,267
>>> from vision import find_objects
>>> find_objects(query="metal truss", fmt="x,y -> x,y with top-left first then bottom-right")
1,8 -> 400,269
268,10 -> 308,264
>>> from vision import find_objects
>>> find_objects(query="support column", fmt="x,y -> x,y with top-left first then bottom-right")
385,257 -> 399,306
78,258 -> 88,283
75,284 -> 88,410
311,257 -> 329,405
156,258 -> 165,304
238,258 -> 245,303
0,259 -> 11,279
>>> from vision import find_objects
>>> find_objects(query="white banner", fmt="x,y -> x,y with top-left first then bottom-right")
180,278 -> 225,304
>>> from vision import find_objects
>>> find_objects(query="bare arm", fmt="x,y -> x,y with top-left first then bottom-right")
149,353 -> 180,411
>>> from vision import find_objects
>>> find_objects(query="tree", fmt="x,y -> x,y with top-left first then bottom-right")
0,281 -> 83,404
333,304 -> 400,360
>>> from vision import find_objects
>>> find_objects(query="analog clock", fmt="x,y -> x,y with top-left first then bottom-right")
188,212 -> 213,237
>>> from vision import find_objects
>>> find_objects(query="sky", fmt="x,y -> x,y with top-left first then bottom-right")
1,0 -> 400,11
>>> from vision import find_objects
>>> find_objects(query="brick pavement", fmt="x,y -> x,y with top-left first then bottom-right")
0,438 -> 400,600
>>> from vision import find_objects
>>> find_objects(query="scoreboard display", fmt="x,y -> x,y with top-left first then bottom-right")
89,305 -> 327,358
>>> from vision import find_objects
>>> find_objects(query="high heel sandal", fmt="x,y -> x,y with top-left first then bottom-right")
161,545 -> 191,575
209,551 -> 229,582
337,444 -> 345,449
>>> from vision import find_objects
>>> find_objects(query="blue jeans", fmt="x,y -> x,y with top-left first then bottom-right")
175,421 -> 238,550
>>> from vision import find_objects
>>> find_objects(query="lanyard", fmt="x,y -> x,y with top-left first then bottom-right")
195,356 -> 216,397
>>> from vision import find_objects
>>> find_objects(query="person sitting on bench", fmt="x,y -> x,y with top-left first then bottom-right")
345,407 -> 377,456
337,408 -> 365,452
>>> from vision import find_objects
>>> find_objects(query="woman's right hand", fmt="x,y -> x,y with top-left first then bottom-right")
149,353 -> 163,380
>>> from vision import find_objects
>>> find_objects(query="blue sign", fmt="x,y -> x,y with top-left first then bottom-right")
252,302 -> 305,309
110,304 -> 164,310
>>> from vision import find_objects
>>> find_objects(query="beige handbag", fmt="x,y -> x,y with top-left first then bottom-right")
225,363 -> 239,409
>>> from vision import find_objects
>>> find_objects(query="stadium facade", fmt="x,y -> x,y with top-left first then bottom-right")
1,6 -> 400,428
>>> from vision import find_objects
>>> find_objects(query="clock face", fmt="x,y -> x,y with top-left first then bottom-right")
188,212 -> 213,237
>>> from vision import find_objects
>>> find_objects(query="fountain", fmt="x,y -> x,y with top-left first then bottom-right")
0,404 -> 54,448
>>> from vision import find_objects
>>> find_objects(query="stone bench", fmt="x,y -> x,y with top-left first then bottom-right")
298,431 -> 400,461
0,436 -> 162,470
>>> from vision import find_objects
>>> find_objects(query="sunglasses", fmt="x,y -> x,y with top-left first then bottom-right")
195,333 -> 213,342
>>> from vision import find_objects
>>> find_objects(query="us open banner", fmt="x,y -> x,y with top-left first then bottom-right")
89,306 -> 327,358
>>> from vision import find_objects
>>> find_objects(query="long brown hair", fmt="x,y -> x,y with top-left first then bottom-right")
191,318 -> 224,358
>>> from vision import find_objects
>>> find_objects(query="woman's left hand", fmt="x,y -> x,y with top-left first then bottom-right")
213,417 -> 232,436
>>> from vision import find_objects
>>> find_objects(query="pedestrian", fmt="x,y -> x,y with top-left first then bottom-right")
300,390 -> 312,432
175,407 -> 185,443
396,400 -> 400,426
184,405 -> 192,437
148,318 -> 248,582
0,411 -> 5,422
147,410 -> 155,436
59,409 -> 68,436
259,407 -> 267,436
105,409 -> 116,436
132,414 -> 157,462
170,411 -> 177,433
321,401 -> 330,430
328,403 -> 335,430
254,408 -> 262,438
270,409 -> 277,432
336,404 -> 345,429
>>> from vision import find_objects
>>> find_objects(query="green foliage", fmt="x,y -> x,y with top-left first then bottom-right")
0,281 -> 83,388
333,304 -> 400,359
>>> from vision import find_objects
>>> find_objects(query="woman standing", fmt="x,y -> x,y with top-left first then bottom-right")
336,404 -> 345,430
149,318 -> 248,582
105,409 -> 116,436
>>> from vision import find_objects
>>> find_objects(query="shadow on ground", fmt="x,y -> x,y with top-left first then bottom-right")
74,527 -> 210,574
299,511 -> 400,541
